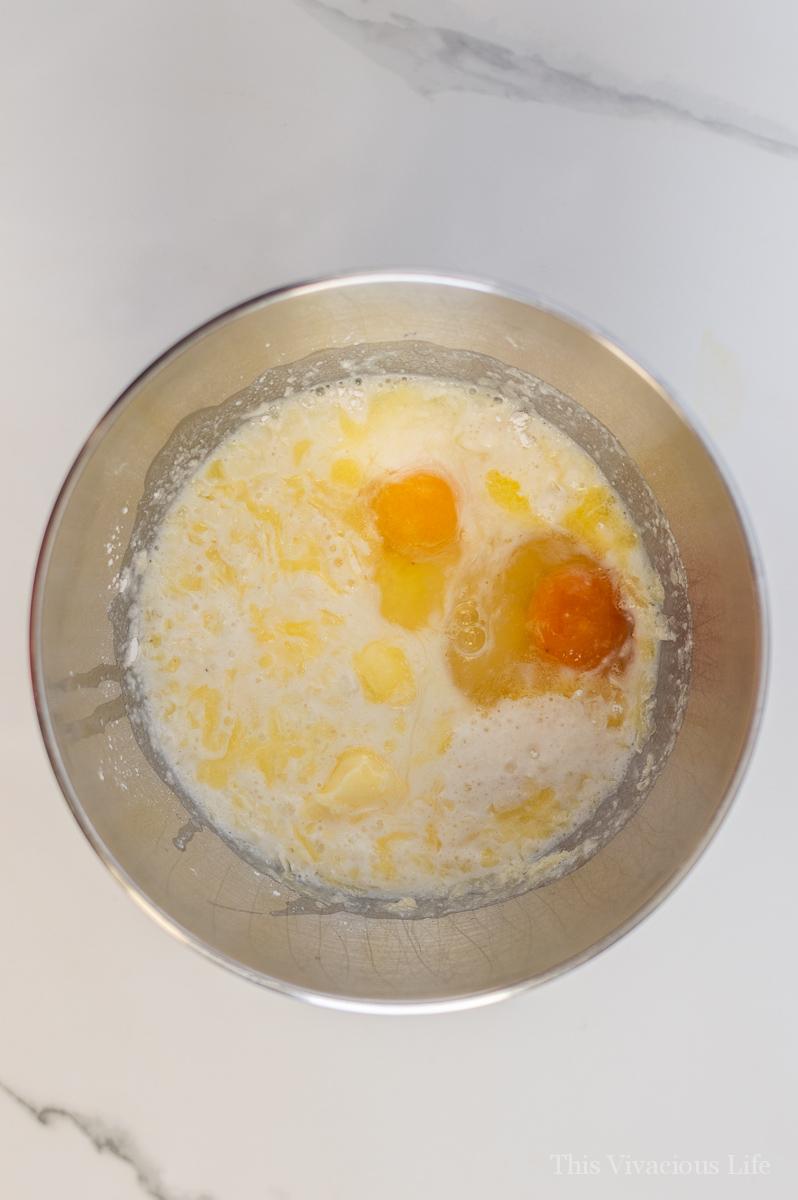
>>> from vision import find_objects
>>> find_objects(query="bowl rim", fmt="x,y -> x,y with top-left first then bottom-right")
29,269 -> 770,1014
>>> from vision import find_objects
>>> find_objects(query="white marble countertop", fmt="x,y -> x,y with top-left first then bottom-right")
2,1 -> 796,1196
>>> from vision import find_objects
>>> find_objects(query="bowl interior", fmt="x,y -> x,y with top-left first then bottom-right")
32,276 -> 764,1008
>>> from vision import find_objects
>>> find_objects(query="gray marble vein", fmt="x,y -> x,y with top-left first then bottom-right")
0,1079 -> 215,1200
298,0 -> 798,160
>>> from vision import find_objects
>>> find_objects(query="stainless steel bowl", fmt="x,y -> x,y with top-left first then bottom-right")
31,272 -> 766,1011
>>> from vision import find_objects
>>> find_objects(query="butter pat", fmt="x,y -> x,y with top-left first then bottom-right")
317,748 -> 405,812
353,640 -> 416,706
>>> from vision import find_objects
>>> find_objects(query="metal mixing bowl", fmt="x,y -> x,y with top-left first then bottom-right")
30,272 -> 766,1011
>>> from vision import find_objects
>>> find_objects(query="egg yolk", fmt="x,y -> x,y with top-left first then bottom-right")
371,471 -> 458,560
527,562 -> 631,670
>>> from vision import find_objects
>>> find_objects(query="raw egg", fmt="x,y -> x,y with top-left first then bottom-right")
527,561 -> 631,670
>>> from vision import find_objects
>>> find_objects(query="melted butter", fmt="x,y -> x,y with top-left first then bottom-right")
374,830 -> 415,880
353,640 -> 416,706
186,685 -> 226,753
252,614 -> 324,681
315,747 -> 406,813
374,550 -> 447,630
563,485 -> 638,559
489,786 -> 564,842
485,469 -> 533,517
330,457 -> 363,488
196,709 -> 334,794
